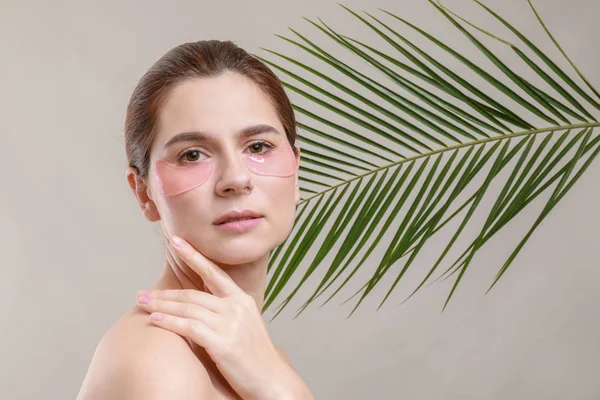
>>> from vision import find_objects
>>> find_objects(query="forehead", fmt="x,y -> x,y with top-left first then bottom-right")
153,72 -> 283,151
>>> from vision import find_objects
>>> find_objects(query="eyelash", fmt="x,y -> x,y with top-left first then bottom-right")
177,140 -> 275,165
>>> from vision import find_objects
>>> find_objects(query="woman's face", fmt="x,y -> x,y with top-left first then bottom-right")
146,71 -> 300,265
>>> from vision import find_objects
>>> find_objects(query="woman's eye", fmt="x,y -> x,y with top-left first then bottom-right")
177,149 -> 204,164
249,141 -> 274,154
183,150 -> 201,162
178,141 -> 274,164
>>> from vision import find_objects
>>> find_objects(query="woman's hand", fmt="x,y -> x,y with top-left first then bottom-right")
135,235 -> 313,400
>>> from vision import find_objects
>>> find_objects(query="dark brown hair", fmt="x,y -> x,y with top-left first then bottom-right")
125,40 -> 298,181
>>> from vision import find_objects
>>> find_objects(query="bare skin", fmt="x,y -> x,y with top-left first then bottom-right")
78,267 -> 291,400
77,72 -> 305,399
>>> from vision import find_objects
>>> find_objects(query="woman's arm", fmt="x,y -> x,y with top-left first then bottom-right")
275,345 -> 294,369
267,348 -> 315,400
267,371 -> 315,400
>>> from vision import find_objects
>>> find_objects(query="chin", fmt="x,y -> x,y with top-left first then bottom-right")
196,237 -> 271,265
208,249 -> 269,266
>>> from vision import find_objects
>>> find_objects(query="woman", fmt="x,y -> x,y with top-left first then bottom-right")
77,40 -> 314,400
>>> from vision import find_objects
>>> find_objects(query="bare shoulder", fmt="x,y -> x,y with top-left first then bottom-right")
77,307 -> 215,400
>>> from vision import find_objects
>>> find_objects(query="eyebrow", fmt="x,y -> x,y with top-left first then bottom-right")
163,124 -> 280,150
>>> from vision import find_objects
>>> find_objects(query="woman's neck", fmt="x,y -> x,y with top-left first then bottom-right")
151,248 -> 270,313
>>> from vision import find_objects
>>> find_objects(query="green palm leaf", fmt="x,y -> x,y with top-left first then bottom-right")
254,0 -> 600,320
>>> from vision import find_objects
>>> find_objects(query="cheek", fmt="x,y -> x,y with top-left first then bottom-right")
158,189 -> 213,235
263,178 -> 298,238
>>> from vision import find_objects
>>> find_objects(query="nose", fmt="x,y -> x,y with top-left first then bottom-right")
214,147 -> 254,196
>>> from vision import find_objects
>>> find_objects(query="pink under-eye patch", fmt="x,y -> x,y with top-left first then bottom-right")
155,159 -> 213,197
155,141 -> 297,197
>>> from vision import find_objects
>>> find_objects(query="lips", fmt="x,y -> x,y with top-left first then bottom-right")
219,217 -> 257,224
214,216 -> 264,232
213,209 -> 264,225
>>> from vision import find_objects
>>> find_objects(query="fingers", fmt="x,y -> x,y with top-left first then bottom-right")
146,311 -> 220,348
144,289 -> 224,313
170,235 -> 240,297
136,295 -> 222,331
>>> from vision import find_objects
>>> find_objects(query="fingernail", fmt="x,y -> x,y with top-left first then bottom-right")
137,290 -> 150,297
172,235 -> 185,248
151,313 -> 164,321
137,296 -> 150,305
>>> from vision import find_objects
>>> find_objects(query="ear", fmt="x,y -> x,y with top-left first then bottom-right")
126,166 -> 161,222
294,146 -> 301,205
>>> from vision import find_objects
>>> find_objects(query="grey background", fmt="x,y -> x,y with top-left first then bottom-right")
1,0 -> 599,399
